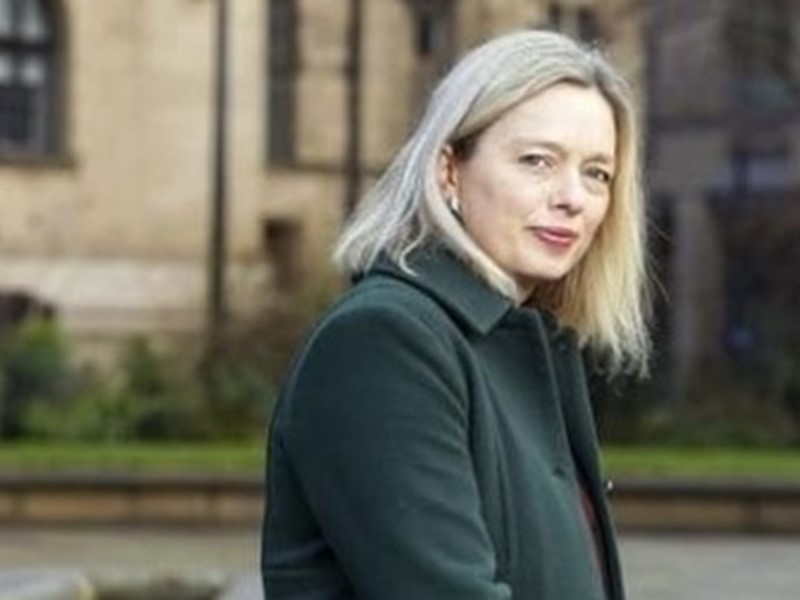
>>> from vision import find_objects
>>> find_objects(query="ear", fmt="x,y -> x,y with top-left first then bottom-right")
438,145 -> 460,199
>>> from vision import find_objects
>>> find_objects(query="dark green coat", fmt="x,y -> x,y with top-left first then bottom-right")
262,247 -> 625,599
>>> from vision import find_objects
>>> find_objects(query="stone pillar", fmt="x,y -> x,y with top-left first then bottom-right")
670,190 -> 724,404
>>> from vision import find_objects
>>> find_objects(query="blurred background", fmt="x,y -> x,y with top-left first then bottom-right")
0,0 -> 799,599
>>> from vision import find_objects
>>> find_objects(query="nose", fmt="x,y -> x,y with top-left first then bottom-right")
550,169 -> 586,214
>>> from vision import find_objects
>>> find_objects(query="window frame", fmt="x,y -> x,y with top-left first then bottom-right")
266,0 -> 299,167
404,0 -> 456,115
546,1 -> 603,45
0,0 -> 66,163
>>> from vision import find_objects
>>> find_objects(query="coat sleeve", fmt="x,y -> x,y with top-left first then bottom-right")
280,301 -> 512,599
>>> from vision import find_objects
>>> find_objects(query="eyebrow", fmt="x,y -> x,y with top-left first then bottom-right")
511,138 -> 616,167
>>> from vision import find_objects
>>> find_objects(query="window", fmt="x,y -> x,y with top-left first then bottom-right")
405,0 -> 455,110
267,0 -> 298,165
547,2 -> 601,44
262,217 -> 303,292
576,6 -> 599,43
0,0 -> 61,158
413,3 -> 450,60
725,0 -> 796,110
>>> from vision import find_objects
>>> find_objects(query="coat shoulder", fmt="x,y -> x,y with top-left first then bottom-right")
277,274 -> 469,406
321,273 -> 463,341
274,272 -> 472,431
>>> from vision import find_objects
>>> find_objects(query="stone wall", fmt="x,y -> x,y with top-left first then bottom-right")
0,0 -> 643,362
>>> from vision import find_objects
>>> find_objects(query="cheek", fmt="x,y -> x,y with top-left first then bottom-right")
589,195 -> 611,232
459,160 -> 524,210
579,198 -> 611,255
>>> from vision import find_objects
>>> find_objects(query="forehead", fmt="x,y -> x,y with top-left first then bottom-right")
482,83 -> 617,155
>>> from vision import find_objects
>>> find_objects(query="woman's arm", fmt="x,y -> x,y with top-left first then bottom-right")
277,301 -> 511,599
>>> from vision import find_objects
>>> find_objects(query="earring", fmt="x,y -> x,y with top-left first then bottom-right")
447,195 -> 462,219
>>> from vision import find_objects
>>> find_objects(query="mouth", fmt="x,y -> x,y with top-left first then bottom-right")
530,226 -> 579,250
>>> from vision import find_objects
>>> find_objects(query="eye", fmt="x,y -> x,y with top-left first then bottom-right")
518,153 -> 551,168
585,166 -> 613,185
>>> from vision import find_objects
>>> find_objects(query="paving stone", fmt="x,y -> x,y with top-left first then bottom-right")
218,574 -> 262,600
0,570 -> 92,600
89,569 -> 228,600
621,534 -> 800,600
3,527 -> 800,599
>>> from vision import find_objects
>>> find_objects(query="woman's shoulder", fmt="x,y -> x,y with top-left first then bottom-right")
275,265 -> 478,406
318,272 -> 460,340
277,273 -> 470,416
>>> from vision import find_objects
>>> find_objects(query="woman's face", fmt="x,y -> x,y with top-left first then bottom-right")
443,82 -> 616,299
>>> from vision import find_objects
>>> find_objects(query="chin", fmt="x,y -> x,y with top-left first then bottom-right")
519,263 -> 574,284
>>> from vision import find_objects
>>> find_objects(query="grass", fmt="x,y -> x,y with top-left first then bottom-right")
0,441 -> 799,480
0,440 -> 265,474
603,446 -> 800,480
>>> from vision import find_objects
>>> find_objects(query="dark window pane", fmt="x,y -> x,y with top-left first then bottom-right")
577,7 -> 599,43
267,0 -> 297,164
0,0 -> 12,36
408,0 -> 454,109
20,0 -> 48,41
0,52 -> 12,82
547,3 -> 601,43
417,11 -> 434,56
20,54 -> 45,85
0,0 -> 62,157
0,83 -> 34,144
268,79 -> 295,162
548,3 -> 562,28
414,5 -> 451,60
262,218 -> 303,292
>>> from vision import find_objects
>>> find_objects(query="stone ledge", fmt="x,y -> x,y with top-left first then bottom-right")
2,472 -> 800,533
0,473 -> 262,526
0,570 -> 229,600
610,477 -> 800,533
90,570 -> 228,600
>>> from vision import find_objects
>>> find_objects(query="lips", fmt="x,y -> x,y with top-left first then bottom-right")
530,226 -> 579,249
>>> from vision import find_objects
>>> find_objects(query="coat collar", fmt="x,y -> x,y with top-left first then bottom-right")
366,245 -> 513,335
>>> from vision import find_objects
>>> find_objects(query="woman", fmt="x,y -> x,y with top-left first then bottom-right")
262,30 -> 650,599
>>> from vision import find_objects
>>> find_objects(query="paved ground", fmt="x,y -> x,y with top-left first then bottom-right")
0,525 -> 260,599
621,534 -> 800,600
2,526 -> 800,599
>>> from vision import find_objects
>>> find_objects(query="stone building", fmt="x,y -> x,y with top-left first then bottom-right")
645,0 -> 800,398
0,0 -> 642,364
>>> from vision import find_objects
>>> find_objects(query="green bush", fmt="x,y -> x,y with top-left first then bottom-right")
24,379 -> 142,441
20,338 -> 203,441
779,343 -> 800,444
594,347 -> 800,448
16,331 -> 274,442
117,338 -> 208,440
0,318 -> 69,438
200,357 -> 273,439
628,357 -> 795,447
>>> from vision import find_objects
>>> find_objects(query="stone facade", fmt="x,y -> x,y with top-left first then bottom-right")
646,1 -> 800,396
0,0 -> 643,363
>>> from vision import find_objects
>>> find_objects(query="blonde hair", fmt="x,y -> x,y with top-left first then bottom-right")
334,30 -> 651,375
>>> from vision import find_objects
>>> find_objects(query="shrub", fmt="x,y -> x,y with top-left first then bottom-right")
637,357 -> 795,447
23,378 -> 142,441
23,337 -> 211,441
200,356 -> 273,439
779,343 -> 800,444
0,317 -> 69,438
20,333 -> 276,442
